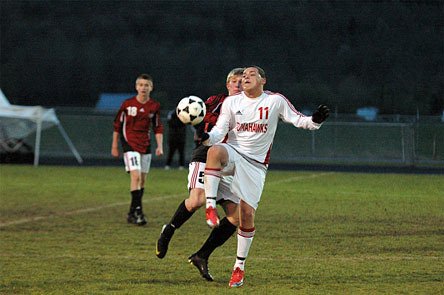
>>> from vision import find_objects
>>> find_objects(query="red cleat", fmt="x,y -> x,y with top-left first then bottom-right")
205,206 -> 220,228
229,267 -> 244,288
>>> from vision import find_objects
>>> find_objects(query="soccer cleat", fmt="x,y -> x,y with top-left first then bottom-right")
127,209 -> 147,226
127,212 -> 136,224
229,267 -> 244,288
205,206 -> 220,228
156,224 -> 174,259
188,253 -> 214,281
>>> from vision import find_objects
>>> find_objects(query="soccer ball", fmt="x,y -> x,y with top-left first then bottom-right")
176,95 -> 206,125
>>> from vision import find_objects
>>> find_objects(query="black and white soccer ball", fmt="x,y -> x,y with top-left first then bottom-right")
176,95 -> 206,126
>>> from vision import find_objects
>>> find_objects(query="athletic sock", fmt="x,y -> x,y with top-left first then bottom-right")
204,167 -> 221,208
234,257 -> 246,271
169,200 -> 194,229
130,189 -> 142,212
140,187 -> 144,210
234,226 -> 256,271
196,217 -> 237,259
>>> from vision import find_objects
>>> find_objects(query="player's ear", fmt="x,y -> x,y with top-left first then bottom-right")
261,77 -> 266,86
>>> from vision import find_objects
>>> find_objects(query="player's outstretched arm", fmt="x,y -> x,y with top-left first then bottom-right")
312,105 -> 330,123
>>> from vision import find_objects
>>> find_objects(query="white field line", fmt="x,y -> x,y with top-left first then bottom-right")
0,172 -> 331,228
266,172 -> 334,185
0,194 -> 185,228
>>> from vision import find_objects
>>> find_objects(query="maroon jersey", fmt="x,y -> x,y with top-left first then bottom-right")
202,93 -> 228,129
190,93 -> 228,162
113,96 -> 164,154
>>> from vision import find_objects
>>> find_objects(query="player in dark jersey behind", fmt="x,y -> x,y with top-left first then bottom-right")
112,73 -> 164,226
156,68 -> 244,281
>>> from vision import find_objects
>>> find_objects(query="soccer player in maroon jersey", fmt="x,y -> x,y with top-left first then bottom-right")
156,68 -> 244,281
111,73 -> 164,226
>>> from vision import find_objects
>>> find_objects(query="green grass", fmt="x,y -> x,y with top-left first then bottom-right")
1,165 -> 443,294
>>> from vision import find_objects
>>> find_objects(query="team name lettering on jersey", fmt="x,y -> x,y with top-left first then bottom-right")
236,122 -> 268,133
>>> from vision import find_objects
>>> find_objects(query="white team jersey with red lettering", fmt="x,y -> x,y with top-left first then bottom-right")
206,91 -> 321,164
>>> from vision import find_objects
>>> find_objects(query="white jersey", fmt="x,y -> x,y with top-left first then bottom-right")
206,90 -> 321,164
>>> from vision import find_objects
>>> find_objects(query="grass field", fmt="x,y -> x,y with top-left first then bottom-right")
1,165 -> 443,294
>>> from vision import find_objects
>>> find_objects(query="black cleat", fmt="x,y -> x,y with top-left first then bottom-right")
156,224 -> 174,258
127,208 -> 147,226
188,253 -> 214,281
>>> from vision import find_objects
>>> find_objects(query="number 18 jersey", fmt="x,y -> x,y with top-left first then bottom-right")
113,96 -> 164,154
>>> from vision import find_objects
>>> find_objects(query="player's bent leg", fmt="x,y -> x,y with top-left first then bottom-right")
157,162 -> 206,259
206,144 -> 229,168
157,189 -> 204,258
156,223 -> 175,258
221,201 -> 239,227
189,202 -> 238,281
191,216 -> 237,265
184,188 -> 206,212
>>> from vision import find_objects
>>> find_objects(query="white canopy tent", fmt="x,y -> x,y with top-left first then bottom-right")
0,89 -> 83,166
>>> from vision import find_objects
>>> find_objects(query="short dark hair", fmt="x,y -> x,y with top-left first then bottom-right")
246,65 -> 266,79
137,73 -> 153,82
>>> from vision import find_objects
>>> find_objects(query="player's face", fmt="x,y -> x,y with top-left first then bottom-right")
226,75 -> 242,96
135,78 -> 153,97
242,67 -> 265,95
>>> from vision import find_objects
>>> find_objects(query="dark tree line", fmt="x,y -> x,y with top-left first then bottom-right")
1,0 -> 443,115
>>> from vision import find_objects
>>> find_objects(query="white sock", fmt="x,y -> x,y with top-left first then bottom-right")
234,258 -> 245,271
204,168 -> 221,209
206,198 -> 216,209
234,227 -> 255,271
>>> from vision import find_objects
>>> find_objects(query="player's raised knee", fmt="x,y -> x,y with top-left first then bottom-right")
208,145 -> 228,163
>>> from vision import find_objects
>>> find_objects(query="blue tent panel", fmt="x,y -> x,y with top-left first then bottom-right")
96,93 -> 134,110
357,107 -> 379,121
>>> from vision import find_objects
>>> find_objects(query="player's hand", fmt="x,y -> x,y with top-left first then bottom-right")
312,104 -> 330,123
111,146 -> 120,158
194,121 -> 205,137
199,132 -> 209,142
155,146 -> 164,156
194,121 -> 209,143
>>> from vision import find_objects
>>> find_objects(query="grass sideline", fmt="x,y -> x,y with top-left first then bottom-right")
1,165 -> 443,294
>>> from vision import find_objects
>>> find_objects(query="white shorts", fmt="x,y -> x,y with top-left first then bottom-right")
123,151 -> 152,173
188,161 -> 238,204
217,143 -> 267,210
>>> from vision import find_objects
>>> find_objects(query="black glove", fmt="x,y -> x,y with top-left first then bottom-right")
312,104 -> 330,123
200,132 -> 209,142
194,121 -> 205,138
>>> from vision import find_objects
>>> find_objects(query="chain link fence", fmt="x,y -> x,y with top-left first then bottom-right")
5,108 -> 443,168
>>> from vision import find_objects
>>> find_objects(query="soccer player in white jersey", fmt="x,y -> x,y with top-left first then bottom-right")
200,66 -> 330,287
